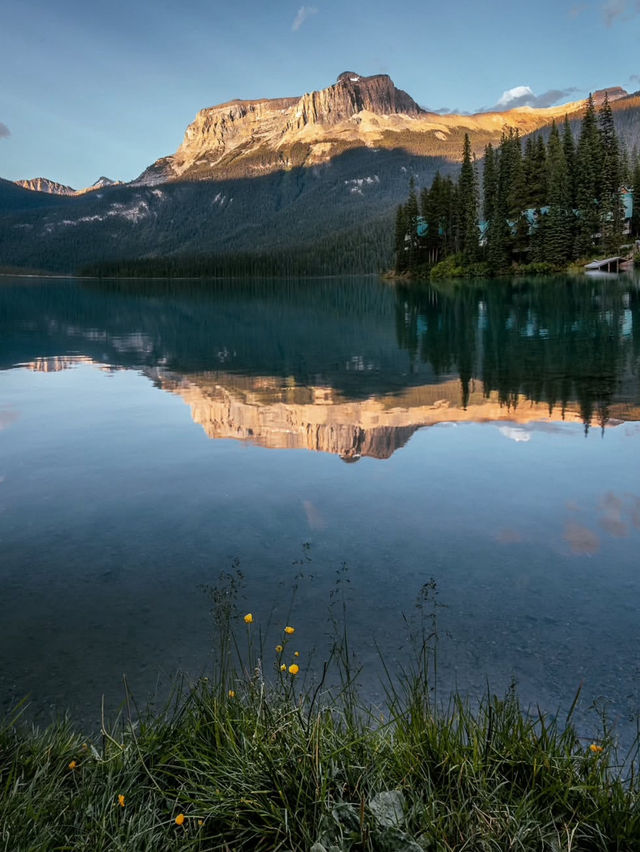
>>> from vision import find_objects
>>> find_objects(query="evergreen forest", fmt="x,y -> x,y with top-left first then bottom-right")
394,94 -> 640,278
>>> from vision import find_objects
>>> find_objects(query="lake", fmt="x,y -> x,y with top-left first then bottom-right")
1,273 -> 640,739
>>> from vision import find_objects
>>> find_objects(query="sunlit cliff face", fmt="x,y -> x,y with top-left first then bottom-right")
135,72 -> 590,185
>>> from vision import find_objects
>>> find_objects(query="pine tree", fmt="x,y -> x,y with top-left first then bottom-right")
483,143 -> 497,223
599,93 -> 623,252
522,137 -> 536,207
546,121 -> 573,265
505,129 -> 526,218
457,133 -> 479,262
575,94 -> 603,257
562,115 -> 576,209
487,132 -> 513,273
523,135 -> 548,209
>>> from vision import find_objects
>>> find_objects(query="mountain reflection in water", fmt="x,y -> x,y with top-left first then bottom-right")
4,274 -> 640,458
1,273 -> 640,732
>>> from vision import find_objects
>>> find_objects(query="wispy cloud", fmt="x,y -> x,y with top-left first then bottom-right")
291,5 -> 318,31
0,122 -> 10,139
630,73 -> 640,85
426,105 -> 471,116
603,0 -> 640,25
481,85 -> 580,112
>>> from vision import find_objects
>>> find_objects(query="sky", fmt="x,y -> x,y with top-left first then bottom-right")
1,0 -> 639,188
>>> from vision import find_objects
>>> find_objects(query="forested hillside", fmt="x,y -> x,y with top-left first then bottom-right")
394,94 -> 640,278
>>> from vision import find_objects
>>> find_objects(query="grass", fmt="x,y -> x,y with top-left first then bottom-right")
2,585 -> 640,850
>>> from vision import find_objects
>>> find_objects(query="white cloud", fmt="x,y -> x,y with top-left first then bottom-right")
291,5 -> 318,31
497,85 -> 535,108
483,85 -> 580,112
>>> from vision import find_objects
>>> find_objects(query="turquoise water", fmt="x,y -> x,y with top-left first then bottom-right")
1,274 -> 639,737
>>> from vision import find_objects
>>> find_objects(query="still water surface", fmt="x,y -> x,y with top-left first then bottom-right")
1,274 -> 640,735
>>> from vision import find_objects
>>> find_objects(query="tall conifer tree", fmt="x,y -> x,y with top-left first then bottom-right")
546,121 -> 572,265
457,134 -> 479,262
487,132 -> 512,272
483,143 -> 497,223
599,93 -> 623,252
575,94 -> 602,256
562,115 -> 577,208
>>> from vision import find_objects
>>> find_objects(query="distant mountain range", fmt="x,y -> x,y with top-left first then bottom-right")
14,176 -> 122,196
1,73 -> 639,274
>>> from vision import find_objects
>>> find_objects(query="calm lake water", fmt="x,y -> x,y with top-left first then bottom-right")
1,273 -> 640,738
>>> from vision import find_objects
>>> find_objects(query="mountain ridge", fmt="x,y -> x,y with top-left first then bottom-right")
11,74 -> 634,194
134,72 -> 596,185
15,175 -> 121,196
2,72 -> 639,274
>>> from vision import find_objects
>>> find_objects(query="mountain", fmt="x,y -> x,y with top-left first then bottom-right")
136,71 -> 426,184
135,72 -> 593,186
592,86 -> 628,106
15,178 -> 77,196
14,175 -> 122,197
1,72 -> 639,274
0,176 -> 73,213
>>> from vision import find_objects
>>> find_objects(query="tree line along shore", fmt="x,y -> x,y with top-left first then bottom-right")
393,94 -> 640,280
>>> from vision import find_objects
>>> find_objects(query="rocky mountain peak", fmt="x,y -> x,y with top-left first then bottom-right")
15,177 -> 76,196
15,175 -> 122,196
136,71 -> 426,184
288,72 -> 423,131
592,86 -> 628,105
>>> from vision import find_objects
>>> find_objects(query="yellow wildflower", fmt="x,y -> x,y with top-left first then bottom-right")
294,651 -> 300,657
275,644 -> 283,653
68,760 -> 77,770
244,613 -> 253,624
175,813 -> 185,826
589,743 -> 604,753
198,819 -> 204,827
228,689 -> 235,698
288,664 -> 300,675
280,664 -> 286,671
284,626 -> 295,634
118,794 -> 125,807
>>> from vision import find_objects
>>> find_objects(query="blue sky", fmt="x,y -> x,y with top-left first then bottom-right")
1,0 -> 639,188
